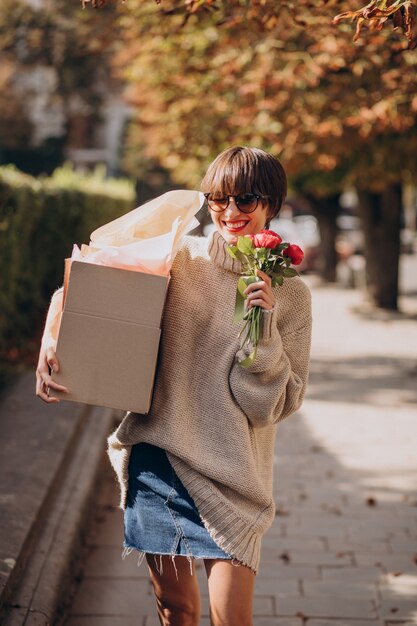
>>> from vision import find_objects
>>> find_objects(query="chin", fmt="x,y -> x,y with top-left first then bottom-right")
220,230 -> 239,244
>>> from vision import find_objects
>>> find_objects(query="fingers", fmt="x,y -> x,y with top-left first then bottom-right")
255,269 -> 271,285
45,347 -> 60,373
36,377 -> 59,404
243,269 -> 275,311
244,277 -> 275,311
36,371 -> 69,403
36,348 -> 69,404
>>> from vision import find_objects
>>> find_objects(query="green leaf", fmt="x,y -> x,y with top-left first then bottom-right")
233,275 -> 258,324
227,246 -> 238,259
272,243 -> 289,255
282,267 -> 298,277
237,236 -> 254,255
276,274 -> 284,286
271,258 -> 285,272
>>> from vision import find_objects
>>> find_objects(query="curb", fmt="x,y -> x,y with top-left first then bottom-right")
1,401 -> 118,625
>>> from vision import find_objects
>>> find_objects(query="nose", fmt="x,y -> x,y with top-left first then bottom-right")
224,197 -> 241,218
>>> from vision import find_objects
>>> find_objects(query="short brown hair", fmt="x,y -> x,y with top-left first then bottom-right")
200,146 -> 287,221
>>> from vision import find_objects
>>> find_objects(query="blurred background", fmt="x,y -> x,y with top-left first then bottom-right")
1,0 -> 416,386
0,0 -> 416,624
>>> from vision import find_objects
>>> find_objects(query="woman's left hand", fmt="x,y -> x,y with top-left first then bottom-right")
244,269 -> 275,311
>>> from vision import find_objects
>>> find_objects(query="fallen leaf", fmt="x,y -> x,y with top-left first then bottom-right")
275,508 -> 291,517
279,551 -> 291,563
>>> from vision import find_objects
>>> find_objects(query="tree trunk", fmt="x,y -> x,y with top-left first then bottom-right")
305,193 -> 339,282
357,183 -> 402,310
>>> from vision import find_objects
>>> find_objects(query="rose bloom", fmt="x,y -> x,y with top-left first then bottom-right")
283,244 -> 304,265
249,230 -> 282,249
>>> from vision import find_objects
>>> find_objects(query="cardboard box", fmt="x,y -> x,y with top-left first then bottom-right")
52,261 -> 168,413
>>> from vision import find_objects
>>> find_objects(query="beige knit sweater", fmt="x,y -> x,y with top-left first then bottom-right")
107,230 -> 312,574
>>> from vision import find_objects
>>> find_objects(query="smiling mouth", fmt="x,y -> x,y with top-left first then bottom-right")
223,220 -> 250,230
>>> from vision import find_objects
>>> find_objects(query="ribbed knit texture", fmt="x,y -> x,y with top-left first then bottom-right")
107,230 -> 312,574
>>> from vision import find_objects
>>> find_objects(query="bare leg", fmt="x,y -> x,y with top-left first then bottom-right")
204,558 -> 255,626
146,553 -> 201,626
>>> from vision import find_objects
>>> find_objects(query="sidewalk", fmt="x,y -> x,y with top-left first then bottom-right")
62,255 -> 417,626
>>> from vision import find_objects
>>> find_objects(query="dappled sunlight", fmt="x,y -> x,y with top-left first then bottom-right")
382,573 -> 417,597
302,399 -> 417,495
308,355 -> 417,407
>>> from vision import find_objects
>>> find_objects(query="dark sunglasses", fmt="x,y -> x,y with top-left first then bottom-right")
204,192 -> 269,214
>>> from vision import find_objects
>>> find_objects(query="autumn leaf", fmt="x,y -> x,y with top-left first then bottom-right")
333,0 -> 416,48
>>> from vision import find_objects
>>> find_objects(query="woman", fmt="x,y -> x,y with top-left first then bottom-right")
36,146 -> 312,626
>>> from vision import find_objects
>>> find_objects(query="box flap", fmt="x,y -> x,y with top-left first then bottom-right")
64,261 -> 168,327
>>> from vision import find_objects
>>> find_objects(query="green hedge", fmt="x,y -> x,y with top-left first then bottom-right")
0,164 -> 135,375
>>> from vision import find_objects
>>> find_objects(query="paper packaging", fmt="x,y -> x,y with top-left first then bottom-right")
50,189 -> 204,413
52,260 -> 168,413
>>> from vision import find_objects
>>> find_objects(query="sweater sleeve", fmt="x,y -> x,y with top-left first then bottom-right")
228,285 -> 312,429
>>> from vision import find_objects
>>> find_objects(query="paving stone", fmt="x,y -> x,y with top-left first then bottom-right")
328,538 -> 391,553
265,524 -> 286,537
320,566 -> 383,583
387,540 -> 417,553
348,528 -> 411,543
308,621 -> 383,626
273,595 -> 377,619
289,506 -> 358,520
354,553 -> 417,570
379,583 -> 417,601
288,489 -> 350,503
253,616 -> 303,626
262,548 -> 353,566
351,515 -> 417,530
283,523 -> 349,538
262,537 -> 327,551
82,545 -> 150,579
69,578 -> 157,616
302,579 -> 379,599
254,577 -> 300,596
378,572 -> 417,599
95,474 -> 121,509
65,615 -> 144,626
87,508 -> 125,548
258,563 -> 321,579
298,507 -> 351,518
379,599 -> 417,620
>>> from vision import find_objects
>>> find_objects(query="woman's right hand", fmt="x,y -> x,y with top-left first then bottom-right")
35,345 -> 69,403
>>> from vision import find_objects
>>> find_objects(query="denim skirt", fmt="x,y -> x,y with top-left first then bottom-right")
123,442 -> 233,562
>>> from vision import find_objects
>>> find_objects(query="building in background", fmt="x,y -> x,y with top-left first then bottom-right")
0,0 -> 131,176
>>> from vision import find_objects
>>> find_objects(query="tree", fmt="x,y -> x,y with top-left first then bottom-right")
82,0 -> 417,49
110,1 -> 417,309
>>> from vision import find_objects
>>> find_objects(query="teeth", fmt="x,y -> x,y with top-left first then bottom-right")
225,221 -> 248,228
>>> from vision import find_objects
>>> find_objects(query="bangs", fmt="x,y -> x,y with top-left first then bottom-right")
201,150 -> 261,196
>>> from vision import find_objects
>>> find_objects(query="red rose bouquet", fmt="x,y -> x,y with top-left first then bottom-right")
227,229 -> 304,367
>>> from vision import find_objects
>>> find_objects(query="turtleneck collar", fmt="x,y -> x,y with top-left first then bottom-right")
207,230 -> 243,274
